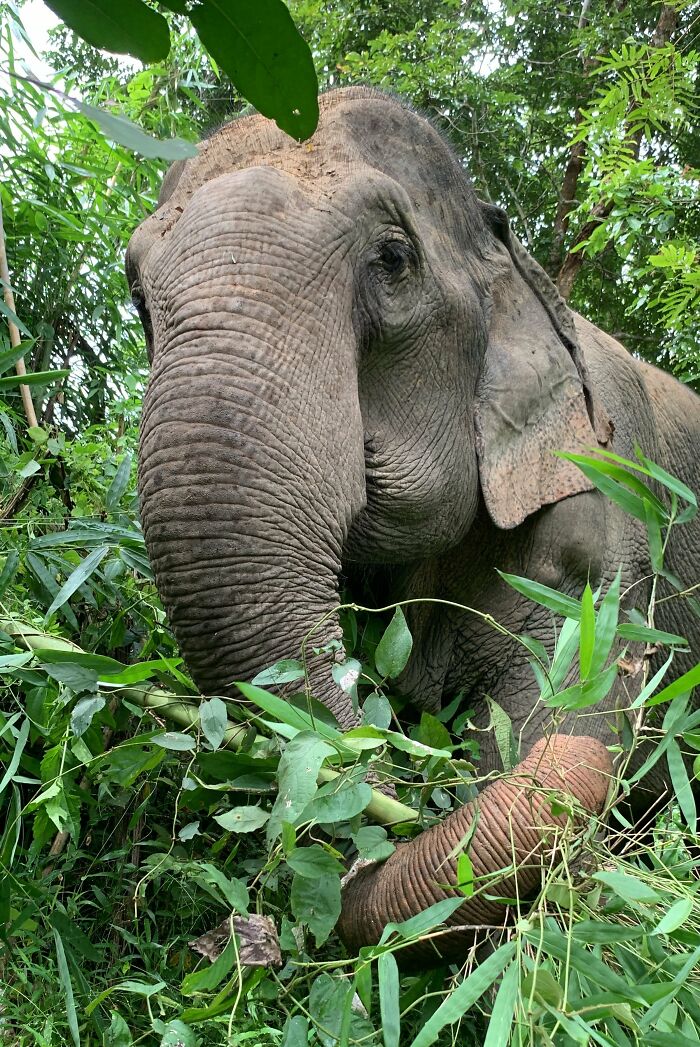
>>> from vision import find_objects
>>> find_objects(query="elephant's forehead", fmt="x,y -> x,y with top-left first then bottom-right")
160,87 -> 459,211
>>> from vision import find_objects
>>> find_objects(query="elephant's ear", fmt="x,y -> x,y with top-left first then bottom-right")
475,204 -> 613,530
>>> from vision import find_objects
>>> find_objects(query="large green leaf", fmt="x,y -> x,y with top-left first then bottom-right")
72,99 -> 197,160
291,871 -> 341,945
43,0 -> 171,62
162,0 -> 319,140
375,606 -> 413,679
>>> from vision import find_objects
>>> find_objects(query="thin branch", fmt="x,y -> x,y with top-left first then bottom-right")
0,196 -> 38,428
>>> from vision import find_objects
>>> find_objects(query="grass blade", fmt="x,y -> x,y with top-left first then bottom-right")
53,928 -> 80,1046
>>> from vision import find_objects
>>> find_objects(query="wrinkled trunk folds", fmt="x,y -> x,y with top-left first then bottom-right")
338,735 -> 611,962
138,169 -> 365,727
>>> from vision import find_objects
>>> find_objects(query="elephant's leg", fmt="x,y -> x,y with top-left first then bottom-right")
337,735 -> 611,962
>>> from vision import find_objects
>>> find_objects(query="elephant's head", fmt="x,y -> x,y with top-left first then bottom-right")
128,88 -> 609,726
127,89 -> 614,956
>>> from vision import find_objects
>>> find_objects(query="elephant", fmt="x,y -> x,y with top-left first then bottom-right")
127,87 -> 700,961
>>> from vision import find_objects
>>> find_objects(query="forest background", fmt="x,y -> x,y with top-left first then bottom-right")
1,0 -> 700,1044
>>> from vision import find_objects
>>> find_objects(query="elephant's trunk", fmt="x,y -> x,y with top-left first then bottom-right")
137,168 -> 366,727
338,735 -> 612,961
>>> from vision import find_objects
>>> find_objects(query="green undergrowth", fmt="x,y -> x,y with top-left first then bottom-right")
1,424 -> 700,1046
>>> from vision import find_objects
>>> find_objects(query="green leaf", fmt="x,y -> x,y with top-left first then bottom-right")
523,929 -> 645,1002
647,662 -> 700,707
251,659 -> 305,686
0,339 -> 32,375
303,781 -> 372,823
557,452 -> 667,522
590,569 -> 621,676
71,695 -> 106,737
0,368 -> 70,389
570,920 -> 645,944
362,691 -> 392,729
286,844 -> 345,878
544,660 -> 618,710
152,732 -> 196,751
181,934 -> 237,994
171,0 -> 319,141
43,0 -> 170,62
667,738 -> 696,833
266,733 -> 335,842
195,864 -> 248,913
483,960 -> 519,1047
0,300 -> 32,338
634,448 -> 698,511
308,973 -> 374,1047
40,660 -> 99,693
652,896 -> 694,936
236,681 -> 341,742
199,696 -> 228,750
379,952 -> 401,1047
617,623 -> 688,646
592,870 -> 662,903
352,825 -> 395,861
485,696 -> 517,770
0,718 -> 29,796
379,897 -> 465,945
158,1020 -> 197,1047
53,929 -> 80,1047
498,572 -> 581,619
44,545 -> 109,622
0,550 -> 20,599
104,1011 -> 132,1047
456,851 -> 474,897
579,582 -> 595,680
105,453 -> 132,510
214,805 -> 269,833
281,1015 -> 309,1047
291,871 -> 341,946
71,98 -> 197,160
409,942 -> 516,1047
375,607 -> 413,679
178,821 -> 200,841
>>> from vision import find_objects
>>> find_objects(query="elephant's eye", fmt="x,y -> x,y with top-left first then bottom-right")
375,238 -> 414,279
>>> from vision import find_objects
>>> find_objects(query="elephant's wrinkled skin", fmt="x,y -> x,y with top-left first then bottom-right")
127,88 -> 700,959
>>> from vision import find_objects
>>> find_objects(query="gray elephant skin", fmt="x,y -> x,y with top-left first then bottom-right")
127,88 -> 700,959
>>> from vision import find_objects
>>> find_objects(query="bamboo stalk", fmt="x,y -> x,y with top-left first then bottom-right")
0,197 -> 38,429
1,619 -> 418,827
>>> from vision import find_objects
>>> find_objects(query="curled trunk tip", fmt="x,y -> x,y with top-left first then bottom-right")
338,734 -> 613,962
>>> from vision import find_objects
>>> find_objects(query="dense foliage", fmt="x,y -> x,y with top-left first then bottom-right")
1,1 -> 700,1044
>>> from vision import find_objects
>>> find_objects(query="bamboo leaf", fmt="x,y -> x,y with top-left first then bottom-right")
378,952 -> 401,1047
498,572 -> 581,619
44,545 -> 109,621
484,960 -> 519,1047
579,582 -> 595,680
409,942 -> 516,1047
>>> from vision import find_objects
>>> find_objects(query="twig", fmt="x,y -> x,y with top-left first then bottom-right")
0,196 -> 38,428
